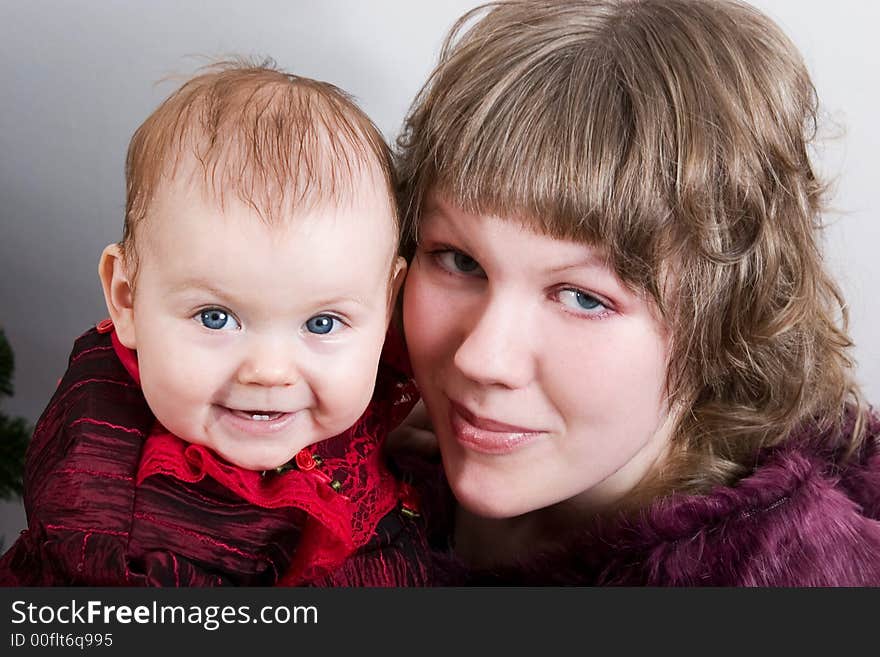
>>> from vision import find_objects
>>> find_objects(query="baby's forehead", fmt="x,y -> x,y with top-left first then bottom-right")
139,164 -> 399,264
153,135 -> 395,220
135,181 -> 400,309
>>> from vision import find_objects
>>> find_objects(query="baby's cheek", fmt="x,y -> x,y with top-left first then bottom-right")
314,365 -> 380,434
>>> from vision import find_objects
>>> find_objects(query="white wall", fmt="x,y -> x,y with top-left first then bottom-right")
1,0 -> 878,545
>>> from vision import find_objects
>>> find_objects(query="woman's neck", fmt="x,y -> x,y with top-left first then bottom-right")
453,503 -> 586,569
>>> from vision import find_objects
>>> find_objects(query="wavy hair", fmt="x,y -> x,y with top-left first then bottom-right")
397,0 -> 867,495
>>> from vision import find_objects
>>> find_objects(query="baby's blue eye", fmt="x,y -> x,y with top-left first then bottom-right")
305,315 -> 340,335
199,309 -> 240,330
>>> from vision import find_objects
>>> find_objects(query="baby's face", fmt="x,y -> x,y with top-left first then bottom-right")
127,177 -> 401,470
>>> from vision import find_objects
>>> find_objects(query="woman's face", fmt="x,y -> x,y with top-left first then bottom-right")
403,195 -> 674,520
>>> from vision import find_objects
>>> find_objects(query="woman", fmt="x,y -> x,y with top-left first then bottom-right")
394,0 -> 880,585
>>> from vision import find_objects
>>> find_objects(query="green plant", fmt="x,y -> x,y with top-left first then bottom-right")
0,329 -> 30,500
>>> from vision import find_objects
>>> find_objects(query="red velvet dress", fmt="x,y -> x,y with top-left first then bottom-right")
0,323 -> 430,586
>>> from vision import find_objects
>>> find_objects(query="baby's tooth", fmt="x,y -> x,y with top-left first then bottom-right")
252,414 -> 270,421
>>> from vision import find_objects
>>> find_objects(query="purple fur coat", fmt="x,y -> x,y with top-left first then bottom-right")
418,412 -> 880,586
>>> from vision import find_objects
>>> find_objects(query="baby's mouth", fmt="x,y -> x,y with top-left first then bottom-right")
229,409 -> 286,422
216,405 -> 299,436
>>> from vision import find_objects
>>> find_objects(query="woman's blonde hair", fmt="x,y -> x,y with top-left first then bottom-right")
397,0 -> 867,495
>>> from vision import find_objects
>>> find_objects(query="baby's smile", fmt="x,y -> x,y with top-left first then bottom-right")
215,404 -> 302,437
231,410 -> 287,422
249,413 -> 275,421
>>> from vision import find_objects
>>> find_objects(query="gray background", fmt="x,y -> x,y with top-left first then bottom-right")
1,0 -> 878,548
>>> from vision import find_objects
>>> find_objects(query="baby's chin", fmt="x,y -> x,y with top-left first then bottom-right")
217,448 -> 300,472
213,435 -> 334,472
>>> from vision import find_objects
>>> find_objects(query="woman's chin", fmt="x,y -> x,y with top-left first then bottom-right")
438,445 -> 535,519
446,471 -> 535,519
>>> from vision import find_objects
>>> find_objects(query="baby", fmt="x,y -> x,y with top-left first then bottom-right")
0,63 -> 428,586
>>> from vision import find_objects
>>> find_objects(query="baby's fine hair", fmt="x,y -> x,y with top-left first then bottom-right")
397,0 -> 866,495
123,60 -> 396,278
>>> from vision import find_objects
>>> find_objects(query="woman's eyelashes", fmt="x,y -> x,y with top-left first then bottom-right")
197,307 -> 240,331
425,245 -> 614,318
429,248 -> 485,277
554,288 -> 612,318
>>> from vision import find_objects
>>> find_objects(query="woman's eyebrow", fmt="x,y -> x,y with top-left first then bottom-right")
419,207 -> 467,242
546,256 -> 607,274
419,202 -> 452,228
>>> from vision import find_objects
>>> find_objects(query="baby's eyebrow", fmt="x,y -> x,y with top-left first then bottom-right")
167,278 -> 229,298
167,278 -> 370,310
309,294 -> 369,309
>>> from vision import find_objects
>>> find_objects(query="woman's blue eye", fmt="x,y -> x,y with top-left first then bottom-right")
453,252 -> 479,273
558,289 -> 606,314
199,309 -> 240,330
435,250 -> 483,276
305,315 -> 340,335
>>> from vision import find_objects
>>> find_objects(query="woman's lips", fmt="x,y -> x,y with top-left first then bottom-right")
217,406 -> 299,436
448,401 -> 544,455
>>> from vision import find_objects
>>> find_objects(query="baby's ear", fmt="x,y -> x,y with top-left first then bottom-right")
98,244 -> 137,348
387,256 -> 408,320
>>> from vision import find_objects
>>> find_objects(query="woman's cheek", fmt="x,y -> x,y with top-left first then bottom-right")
404,271 -> 452,367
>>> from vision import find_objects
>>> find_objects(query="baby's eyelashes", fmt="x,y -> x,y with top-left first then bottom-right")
197,308 -> 241,331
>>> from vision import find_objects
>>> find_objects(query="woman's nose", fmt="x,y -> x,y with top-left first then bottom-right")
452,293 -> 534,389
235,336 -> 299,388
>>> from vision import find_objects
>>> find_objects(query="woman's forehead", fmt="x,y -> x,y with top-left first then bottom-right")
424,194 -> 620,270
423,192 -> 608,254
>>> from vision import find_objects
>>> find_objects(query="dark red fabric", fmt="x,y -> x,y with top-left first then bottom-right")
0,325 -> 430,586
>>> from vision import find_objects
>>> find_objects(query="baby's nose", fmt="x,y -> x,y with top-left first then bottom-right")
236,339 -> 299,387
